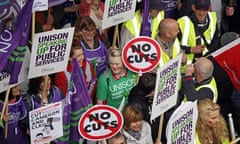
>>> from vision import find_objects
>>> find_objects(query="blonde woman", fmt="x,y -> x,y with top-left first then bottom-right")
96,48 -> 138,109
196,98 -> 229,144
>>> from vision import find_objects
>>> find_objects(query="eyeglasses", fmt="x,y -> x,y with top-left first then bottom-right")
81,28 -> 96,34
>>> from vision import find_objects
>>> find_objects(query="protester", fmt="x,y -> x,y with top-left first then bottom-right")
222,0 -> 240,34
122,104 -> 153,144
107,132 -> 127,144
26,75 -> 64,108
22,75 -> 65,143
79,0 -> 104,32
183,57 -> 218,102
177,0 -> 219,66
96,48 -> 138,109
128,73 -> 159,142
155,18 -> 186,74
74,16 -> 109,77
54,42 -> 97,101
196,98 -> 229,144
177,0 -> 194,17
0,85 -> 28,144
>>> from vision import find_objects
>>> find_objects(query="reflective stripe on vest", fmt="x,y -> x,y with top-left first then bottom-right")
195,132 -> 229,144
125,10 -> 164,38
195,77 -> 218,103
183,77 -> 218,103
161,38 -> 181,64
178,12 -> 217,64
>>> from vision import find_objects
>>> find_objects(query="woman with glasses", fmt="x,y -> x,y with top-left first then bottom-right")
74,16 -> 108,77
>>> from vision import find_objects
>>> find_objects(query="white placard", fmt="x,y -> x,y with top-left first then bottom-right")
28,27 -> 74,79
166,101 -> 198,144
102,0 -> 136,29
29,101 -> 63,144
151,54 -> 182,120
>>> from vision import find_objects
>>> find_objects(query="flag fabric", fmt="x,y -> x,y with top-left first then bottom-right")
56,58 -> 92,143
69,58 -> 92,142
140,0 -> 151,37
0,0 -> 33,84
0,0 -> 22,33
48,0 -> 67,7
211,38 -> 240,91
56,94 -> 71,144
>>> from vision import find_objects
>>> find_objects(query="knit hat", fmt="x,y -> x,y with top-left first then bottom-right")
220,32 -> 239,47
194,0 -> 211,10
149,0 -> 165,10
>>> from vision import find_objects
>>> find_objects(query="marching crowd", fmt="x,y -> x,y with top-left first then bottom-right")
0,0 -> 240,144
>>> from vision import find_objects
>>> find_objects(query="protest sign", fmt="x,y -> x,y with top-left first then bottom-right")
79,105 -> 123,141
102,0 -> 136,29
151,54 -> 182,120
29,101 -> 63,144
166,101 -> 198,144
0,72 -> 10,93
122,36 -> 161,74
32,0 -> 48,12
28,27 -> 74,79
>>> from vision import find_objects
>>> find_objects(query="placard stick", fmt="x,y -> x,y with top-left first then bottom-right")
101,140 -> 107,144
31,12 -> 35,43
0,87 -> 11,120
228,113 -> 236,141
112,25 -> 119,48
0,87 -> 11,138
4,102 -> 8,139
41,75 -> 49,106
157,113 -> 164,142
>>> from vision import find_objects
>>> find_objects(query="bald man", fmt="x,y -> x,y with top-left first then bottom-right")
155,18 -> 186,66
183,57 -> 218,102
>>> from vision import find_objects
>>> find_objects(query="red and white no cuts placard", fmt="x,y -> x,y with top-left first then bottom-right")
122,36 -> 161,73
78,105 -> 123,141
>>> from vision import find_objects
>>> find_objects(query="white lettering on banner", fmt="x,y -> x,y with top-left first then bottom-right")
0,29 -> 12,53
0,111 -> 21,123
0,5 -> 19,24
109,79 -> 135,92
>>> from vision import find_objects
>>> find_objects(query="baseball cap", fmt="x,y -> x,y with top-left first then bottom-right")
194,0 -> 211,10
149,0 -> 166,10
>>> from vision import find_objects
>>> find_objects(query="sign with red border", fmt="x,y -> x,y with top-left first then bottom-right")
122,36 -> 161,73
78,105 -> 123,141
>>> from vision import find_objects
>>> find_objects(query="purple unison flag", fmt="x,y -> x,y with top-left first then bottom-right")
140,0 -> 151,37
56,93 -> 71,144
0,0 -> 22,33
69,58 -> 92,142
0,0 -> 33,84
48,0 -> 67,7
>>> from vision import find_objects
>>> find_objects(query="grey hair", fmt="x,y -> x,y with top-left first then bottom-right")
195,57 -> 214,79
